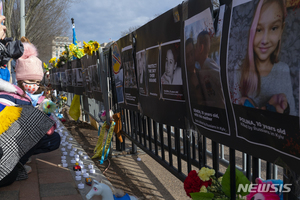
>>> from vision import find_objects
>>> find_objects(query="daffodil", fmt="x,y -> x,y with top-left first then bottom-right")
43,62 -> 48,69
49,57 -> 56,64
61,51 -> 66,56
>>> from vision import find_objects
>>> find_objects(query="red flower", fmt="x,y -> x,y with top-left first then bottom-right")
184,170 -> 201,197
201,179 -> 212,188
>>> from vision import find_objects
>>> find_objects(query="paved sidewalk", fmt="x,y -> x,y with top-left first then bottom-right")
0,114 -> 190,200
0,149 -> 83,200
0,116 -> 111,200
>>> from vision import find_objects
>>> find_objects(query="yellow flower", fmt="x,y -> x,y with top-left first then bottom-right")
43,62 -> 48,69
93,41 -> 100,51
83,41 -> 89,48
200,186 -> 207,193
61,51 -> 66,55
198,167 -> 215,182
69,43 -> 76,52
57,58 -> 61,63
49,57 -> 56,64
54,62 -> 58,68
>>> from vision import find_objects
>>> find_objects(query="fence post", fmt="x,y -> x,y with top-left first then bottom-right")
229,148 -> 236,200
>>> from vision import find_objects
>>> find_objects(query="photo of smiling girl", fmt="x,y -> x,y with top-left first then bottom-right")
230,0 -> 297,116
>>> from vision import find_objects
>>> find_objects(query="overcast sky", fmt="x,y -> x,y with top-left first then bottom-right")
67,0 -> 184,45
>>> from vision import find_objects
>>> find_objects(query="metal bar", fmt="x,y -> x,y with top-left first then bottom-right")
266,162 -> 272,179
138,113 -> 142,143
273,165 -> 278,179
221,145 -> 225,159
121,109 -> 125,132
175,128 -> 182,173
212,141 -> 219,176
148,117 -> 152,152
122,131 -> 186,181
198,134 -> 202,169
183,130 -> 187,155
124,109 -> 129,136
186,130 -> 191,173
159,123 -> 165,161
229,148 -> 236,200
258,159 -> 261,178
246,154 -> 251,181
203,136 -> 207,167
192,131 -> 196,160
143,116 -> 147,149
252,157 -> 259,183
242,153 -> 246,171
167,126 -> 173,167
153,120 -> 158,156
131,111 -> 137,154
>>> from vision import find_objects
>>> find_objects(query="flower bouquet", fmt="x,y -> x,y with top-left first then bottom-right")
57,94 -> 67,112
69,43 -> 85,59
83,40 -> 100,56
49,57 -> 58,68
184,166 -> 250,200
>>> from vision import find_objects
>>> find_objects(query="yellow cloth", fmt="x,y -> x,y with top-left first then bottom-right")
92,121 -> 115,159
0,106 -> 22,135
69,94 -> 81,121
92,121 -> 107,159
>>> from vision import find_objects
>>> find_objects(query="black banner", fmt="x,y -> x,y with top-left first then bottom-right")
108,0 -> 300,172
123,45 -> 139,107
135,4 -> 186,128
183,2 -> 229,134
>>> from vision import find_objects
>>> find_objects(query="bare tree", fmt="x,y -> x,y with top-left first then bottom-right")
120,13 -> 161,37
120,25 -> 141,37
3,0 -> 76,62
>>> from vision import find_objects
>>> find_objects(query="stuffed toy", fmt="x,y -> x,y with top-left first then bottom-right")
246,178 -> 280,200
100,110 -> 114,122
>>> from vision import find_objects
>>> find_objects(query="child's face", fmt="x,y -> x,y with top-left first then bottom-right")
253,1 -> 284,63
165,49 -> 176,77
23,79 -> 41,94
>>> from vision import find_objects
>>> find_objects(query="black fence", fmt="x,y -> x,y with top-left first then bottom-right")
52,0 -> 300,199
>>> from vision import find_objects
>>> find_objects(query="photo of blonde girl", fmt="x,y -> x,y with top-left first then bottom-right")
229,0 -> 298,116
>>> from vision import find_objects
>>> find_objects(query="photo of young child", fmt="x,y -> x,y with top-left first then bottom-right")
228,0 -> 299,116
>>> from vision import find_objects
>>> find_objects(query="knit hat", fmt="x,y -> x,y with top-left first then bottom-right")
15,43 -> 43,81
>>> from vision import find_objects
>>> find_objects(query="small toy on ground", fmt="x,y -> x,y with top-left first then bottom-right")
86,180 -> 138,200
73,163 -> 81,171
86,177 -> 92,186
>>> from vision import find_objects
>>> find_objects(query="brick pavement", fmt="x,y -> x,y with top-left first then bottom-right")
0,149 -> 83,200
0,115 -> 109,200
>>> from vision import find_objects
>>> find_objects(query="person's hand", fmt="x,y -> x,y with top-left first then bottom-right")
263,93 -> 288,113
161,73 -> 171,84
0,15 -> 6,40
239,97 -> 256,108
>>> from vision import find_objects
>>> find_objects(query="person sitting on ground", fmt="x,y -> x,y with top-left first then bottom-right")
0,42 -> 60,176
